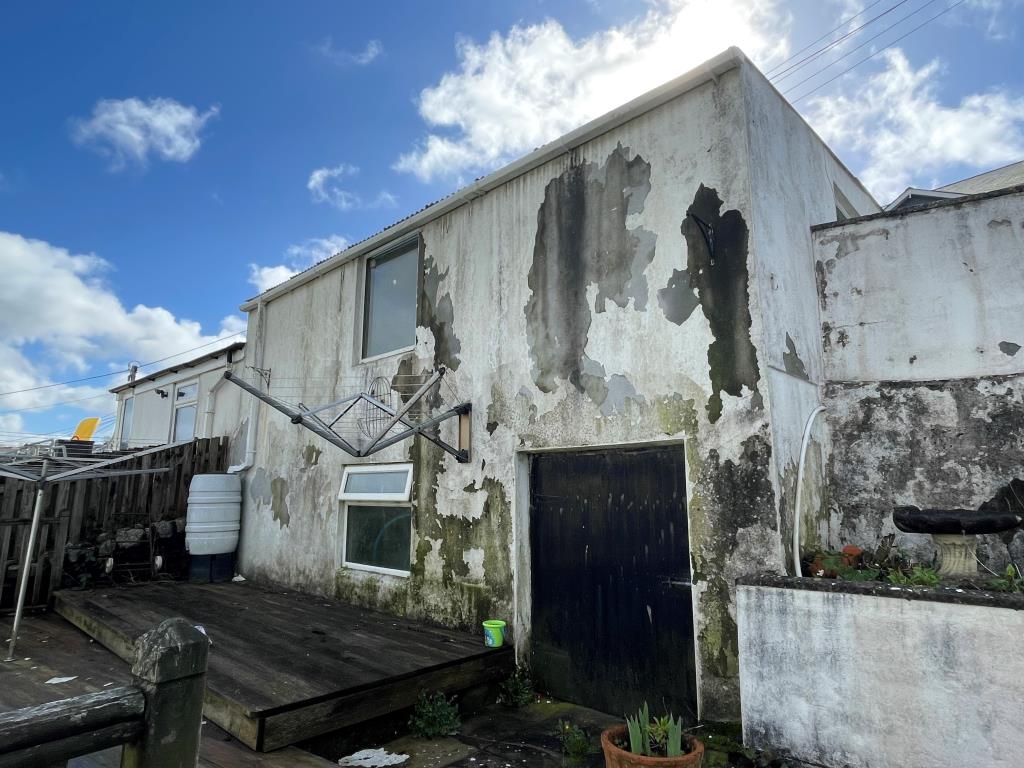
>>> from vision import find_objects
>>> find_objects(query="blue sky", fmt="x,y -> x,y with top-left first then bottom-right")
1,0 -> 1022,441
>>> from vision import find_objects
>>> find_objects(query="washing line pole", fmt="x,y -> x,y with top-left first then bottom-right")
5,459 -> 48,662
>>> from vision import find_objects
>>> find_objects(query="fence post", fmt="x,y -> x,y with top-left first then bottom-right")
120,618 -> 209,768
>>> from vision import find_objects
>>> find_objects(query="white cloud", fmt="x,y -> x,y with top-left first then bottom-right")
964,0 -> 1022,40
803,49 -> 1024,203
71,97 -> 219,170
394,0 -> 791,182
248,234 -> 350,293
0,231 -> 243,424
307,164 -> 398,211
314,37 -> 383,66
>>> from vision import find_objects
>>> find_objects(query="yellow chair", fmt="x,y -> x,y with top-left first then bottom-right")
71,417 -> 101,441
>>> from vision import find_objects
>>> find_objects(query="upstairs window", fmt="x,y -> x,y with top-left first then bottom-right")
362,243 -> 418,360
339,463 -> 414,576
172,381 -> 198,442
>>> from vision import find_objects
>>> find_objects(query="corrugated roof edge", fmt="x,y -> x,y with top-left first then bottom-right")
109,340 -> 246,393
240,46 -> 746,312
810,182 -> 1024,233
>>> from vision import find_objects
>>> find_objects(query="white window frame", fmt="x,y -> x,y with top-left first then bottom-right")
170,380 -> 199,442
338,463 -> 414,578
357,237 -> 420,364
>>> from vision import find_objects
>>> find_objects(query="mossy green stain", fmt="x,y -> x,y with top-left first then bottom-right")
654,393 -> 698,436
270,477 -> 290,528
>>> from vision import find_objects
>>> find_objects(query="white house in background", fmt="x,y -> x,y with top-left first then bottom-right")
110,341 -> 246,449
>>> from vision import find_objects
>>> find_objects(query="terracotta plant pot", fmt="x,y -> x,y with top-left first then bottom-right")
600,725 -> 705,768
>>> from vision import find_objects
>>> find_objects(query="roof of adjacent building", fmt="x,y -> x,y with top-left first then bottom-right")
886,158 -> 1024,210
936,159 -> 1024,195
109,341 -> 245,394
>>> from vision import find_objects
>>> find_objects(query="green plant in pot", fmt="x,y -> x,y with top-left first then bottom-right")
601,703 -> 704,767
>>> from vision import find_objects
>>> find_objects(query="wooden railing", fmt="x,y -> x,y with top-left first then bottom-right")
0,438 -> 229,613
0,617 -> 209,767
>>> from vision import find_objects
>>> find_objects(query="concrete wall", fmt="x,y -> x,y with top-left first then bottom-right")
237,54 -> 872,719
814,189 -> 1024,565
739,579 -> 1024,768
113,350 -> 247,453
741,66 -> 879,573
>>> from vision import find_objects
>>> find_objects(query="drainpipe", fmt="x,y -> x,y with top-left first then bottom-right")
793,406 -> 827,577
202,375 -> 227,439
228,299 -> 265,475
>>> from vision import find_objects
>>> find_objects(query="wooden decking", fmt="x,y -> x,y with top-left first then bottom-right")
0,612 -> 336,767
55,581 -> 514,751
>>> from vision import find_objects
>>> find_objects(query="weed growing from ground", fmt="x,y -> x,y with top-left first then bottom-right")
498,668 -> 535,708
557,720 -> 596,762
409,691 -> 460,739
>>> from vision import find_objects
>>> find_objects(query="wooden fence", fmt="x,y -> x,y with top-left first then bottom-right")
0,617 -> 209,767
0,437 -> 228,613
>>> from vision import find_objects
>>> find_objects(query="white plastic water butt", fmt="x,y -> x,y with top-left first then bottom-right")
185,473 -> 241,555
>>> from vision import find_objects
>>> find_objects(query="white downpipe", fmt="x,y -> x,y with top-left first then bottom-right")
793,406 -> 826,577
228,299 -> 265,475
202,375 -> 228,439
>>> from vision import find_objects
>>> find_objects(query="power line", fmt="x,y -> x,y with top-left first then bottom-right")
771,0 -> 916,83
0,331 -> 245,400
790,0 -> 969,104
0,392 -> 114,416
766,0 -> 888,76
782,0 -> 940,96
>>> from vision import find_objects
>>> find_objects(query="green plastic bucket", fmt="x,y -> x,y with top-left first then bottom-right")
482,619 -> 506,648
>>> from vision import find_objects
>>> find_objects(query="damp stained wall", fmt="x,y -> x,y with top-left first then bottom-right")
739,63 -> 879,585
813,188 -> 1024,567
236,50 -> 876,721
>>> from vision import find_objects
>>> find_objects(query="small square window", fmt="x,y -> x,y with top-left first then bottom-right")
362,243 -> 418,360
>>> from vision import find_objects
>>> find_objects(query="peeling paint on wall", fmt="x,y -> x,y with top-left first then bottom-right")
679,185 -> 760,423
421,255 -> 462,371
270,477 -> 290,528
525,144 -> 657,400
657,268 -> 700,325
782,334 -> 809,381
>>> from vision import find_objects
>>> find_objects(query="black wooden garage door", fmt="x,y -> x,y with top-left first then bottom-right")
529,446 -> 697,720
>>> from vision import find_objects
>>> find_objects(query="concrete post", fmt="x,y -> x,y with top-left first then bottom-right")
120,618 -> 209,768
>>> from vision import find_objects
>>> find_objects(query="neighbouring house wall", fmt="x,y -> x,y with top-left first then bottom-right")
738,578 -> 1024,768
814,188 -> 1024,566
238,55 -> 866,719
740,66 -> 880,575
113,351 -> 247,450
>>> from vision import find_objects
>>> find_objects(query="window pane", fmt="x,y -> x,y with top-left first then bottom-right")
174,405 -> 196,442
363,245 -> 418,358
176,383 -> 198,401
345,469 -> 410,496
345,505 -> 411,571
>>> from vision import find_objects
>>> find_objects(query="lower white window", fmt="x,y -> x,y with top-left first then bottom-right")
339,463 -> 413,577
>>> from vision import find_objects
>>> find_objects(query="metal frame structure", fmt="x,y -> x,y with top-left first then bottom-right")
1,446 -> 175,661
224,368 -> 471,463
